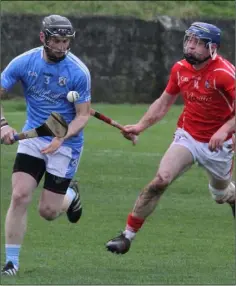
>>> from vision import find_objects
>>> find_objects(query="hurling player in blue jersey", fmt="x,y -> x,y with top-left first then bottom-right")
1,15 -> 91,275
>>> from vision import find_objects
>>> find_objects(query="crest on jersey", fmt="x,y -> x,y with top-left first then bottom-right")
58,77 -> 67,86
205,80 -> 210,88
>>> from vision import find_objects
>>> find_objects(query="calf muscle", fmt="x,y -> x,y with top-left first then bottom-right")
132,184 -> 164,219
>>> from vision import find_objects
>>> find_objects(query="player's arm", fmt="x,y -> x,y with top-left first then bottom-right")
41,69 -> 91,155
124,63 -> 180,135
219,75 -> 235,135
1,88 -> 9,127
1,55 -> 25,143
63,101 -> 91,139
217,116 -> 235,135
41,102 -> 91,154
215,69 -> 235,135
209,69 -> 235,151
0,87 -> 17,144
209,111 -> 235,152
136,91 -> 179,132
64,69 -> 91,139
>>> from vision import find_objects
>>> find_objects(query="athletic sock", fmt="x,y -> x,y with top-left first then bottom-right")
123,213 -> 145,240
66,187 -> 76,206
5,244 -> 21,270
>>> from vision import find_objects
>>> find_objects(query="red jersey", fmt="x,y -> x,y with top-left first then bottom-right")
165,55 -> 235,142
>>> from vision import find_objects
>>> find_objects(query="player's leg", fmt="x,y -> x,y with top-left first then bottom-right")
38,172 -> 71,220
199,138 -> 235,217
106,134 -> 195,254
64,179 -> 82,223
38,177 -> 82,222
38,146 -> 83,222
207,173 -> 235,217
2,152 -> 45,276
211,178 -> 235,217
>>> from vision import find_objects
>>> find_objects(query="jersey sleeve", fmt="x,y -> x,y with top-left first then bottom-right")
73,69 -> 91,104
1,56 -> 25,90
165,63 -> 181,95
214,69 -> 235,99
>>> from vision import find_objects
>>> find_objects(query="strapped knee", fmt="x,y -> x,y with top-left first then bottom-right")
209,182 -> 235,204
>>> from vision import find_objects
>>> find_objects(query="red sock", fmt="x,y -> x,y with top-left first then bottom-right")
126,213 -> 145,233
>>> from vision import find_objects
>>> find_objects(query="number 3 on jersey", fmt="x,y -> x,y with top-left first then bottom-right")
44,75 -> 50,85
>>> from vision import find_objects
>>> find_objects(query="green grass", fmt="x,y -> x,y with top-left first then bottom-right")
1,0 -> 235,19
1,100 -> 235,285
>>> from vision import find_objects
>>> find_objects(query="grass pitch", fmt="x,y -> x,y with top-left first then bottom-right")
1,100 -> 235,284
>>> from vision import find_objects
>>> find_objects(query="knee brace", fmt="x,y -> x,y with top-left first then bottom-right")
209,182 -> 235,204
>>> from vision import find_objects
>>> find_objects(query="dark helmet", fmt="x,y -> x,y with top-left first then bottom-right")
41,15 -> 75,62
41,14 -> 75,39
183,22 -> 221,65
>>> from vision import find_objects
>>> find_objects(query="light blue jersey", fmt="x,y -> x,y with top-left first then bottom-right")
1,46 -> 91,150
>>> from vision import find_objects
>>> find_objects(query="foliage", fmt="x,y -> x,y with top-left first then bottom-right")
1,1 -> 235,19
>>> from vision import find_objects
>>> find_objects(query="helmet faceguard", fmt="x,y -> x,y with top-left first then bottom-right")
41,15 -> 75,62
183,22 -> 221,65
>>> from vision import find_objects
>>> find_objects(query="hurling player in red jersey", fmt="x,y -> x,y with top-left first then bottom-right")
106,22 -> 235,255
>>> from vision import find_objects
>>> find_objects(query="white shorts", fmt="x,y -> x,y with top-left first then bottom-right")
17,137 -> 83,179
171,128 -> 234,180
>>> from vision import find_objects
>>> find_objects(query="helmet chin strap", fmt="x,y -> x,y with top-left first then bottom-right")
184,43 -> 217,65
44,43 -> 70,63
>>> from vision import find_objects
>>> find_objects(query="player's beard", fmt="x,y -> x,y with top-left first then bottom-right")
44,45 -> 69,63
183,49 -> 211,65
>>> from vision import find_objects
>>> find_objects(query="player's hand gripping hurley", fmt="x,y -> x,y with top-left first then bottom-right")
1,112 -> 68,144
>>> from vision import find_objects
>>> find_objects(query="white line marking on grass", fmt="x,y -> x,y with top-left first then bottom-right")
92,149 -> 162,157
